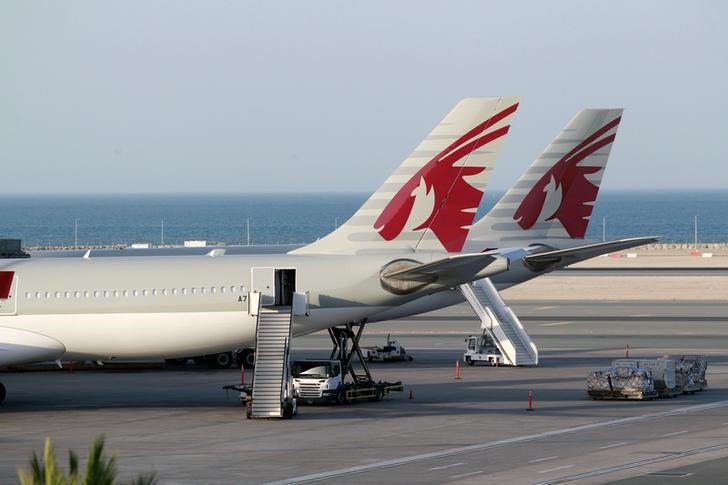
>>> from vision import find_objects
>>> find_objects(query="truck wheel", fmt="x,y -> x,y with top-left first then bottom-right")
246,401 -> 252,419
0,382 -> 6,404
206,352 -> 233,369
466,357 -> 474,366
335,389 -> 346,405
282,400 -> 295,419
375,388 -> 384,401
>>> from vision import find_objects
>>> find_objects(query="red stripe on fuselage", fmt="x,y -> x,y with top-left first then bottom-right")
0,271 -> 14,299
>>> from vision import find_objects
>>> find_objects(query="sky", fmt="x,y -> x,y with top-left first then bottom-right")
1,1 -> 726,194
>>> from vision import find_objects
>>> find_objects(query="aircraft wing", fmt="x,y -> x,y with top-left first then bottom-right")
523,236 -> 658,271
381,253 -> 509,293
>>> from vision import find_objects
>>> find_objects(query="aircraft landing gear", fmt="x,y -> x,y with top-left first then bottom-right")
0,382 -> 6,404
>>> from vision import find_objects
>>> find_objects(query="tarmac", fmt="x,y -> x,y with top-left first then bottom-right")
1,254 -> 728,484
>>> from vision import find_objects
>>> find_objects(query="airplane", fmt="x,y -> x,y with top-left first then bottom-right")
367,108 -> 656,323
0,96 -> 521,403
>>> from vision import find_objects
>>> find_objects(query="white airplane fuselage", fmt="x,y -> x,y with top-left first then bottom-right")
0,251 -> 487,365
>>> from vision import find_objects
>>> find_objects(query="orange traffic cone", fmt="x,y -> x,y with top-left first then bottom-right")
455,360 -> 461,380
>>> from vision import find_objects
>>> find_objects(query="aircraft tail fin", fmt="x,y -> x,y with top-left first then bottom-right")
294,96 -> 520,255
469,109 -> 623,246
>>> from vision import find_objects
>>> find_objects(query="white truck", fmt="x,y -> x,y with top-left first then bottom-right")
464,332 -> 503,366
291,359 -> 402,404
361,335 -> 413,362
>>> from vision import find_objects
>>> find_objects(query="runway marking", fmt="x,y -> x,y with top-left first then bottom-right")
264,399 -> 728,485
540,321 -> 572,327
630,314 -> 653,318
533,441 -> 728,485
539,465 -> 574,474
537,306 -> 557,311
663,430 -> 689,437
529,456 -> 558,463
451,470 -> 483,479
598,441 -> 627,450
428,462 -> 464,471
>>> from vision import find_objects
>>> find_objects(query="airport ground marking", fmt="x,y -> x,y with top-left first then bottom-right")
529,456 -> 559,463
540,321 -> 573,327
598,442 -> 627,450
533,441 -> 728,485
451,470 -> 483,479
428,462 -> 464,471
265,399 -> 728,485
539,465 -> 574,474
663,430 -> 689,437
537,306 -> 557,311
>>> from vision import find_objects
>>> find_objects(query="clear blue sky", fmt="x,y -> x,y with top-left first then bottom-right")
1,1 -> 726,193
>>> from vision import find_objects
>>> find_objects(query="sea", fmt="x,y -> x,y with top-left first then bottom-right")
1,190 -> 727,248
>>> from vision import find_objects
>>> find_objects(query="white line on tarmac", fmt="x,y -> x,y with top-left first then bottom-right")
534,441 -> 728,485
598,442 -> 627,450
428,462 -> 464,471
537,306 -> 557,310
539,465 -> 574,474
264,399 -> 728,485
529,456 -> 559,463
540,321 -> 573,327
663,430 -> 689,437
451,470 -> 483,479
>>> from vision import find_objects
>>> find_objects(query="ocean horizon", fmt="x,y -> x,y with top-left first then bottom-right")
1,189 -> 727,247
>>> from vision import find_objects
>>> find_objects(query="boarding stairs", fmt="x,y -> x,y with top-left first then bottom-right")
251,306 -> 293,418
459,278 -> 538,366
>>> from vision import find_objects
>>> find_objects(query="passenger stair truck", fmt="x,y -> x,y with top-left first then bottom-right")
248,290 -> 308,419
459,278 -> 538,366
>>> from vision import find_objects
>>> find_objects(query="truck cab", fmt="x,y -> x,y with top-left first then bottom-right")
291,359 -> 346,404
464,332 -> 503,366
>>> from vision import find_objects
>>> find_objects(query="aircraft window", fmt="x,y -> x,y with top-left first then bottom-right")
64,291 -> 70,299
54,291 -> 61,299
44,291 -> 50,299
94,290 -> 100,298
34,292 -> 40,299
161,288 -> 167,296
123,290 -> 128,297
142,289 -> 148,297
152,289 -> 158,296
181,288 -> 188,295
211,286 -> 216,294
84,290 -> 90,298
201,287 -> 206,295
191,287 -> 197,295
240,286 -> 246,293
103,290 -> 110,298
220,286 -> 225,293
132,289 -> 138,297
172,288 -> 178,296
25,292 -> 31,299
113,290 -> 119,298
230,286 -> 236,293
74,291 -> 80,299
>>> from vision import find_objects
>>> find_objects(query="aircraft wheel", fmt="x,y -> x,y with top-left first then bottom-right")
244,349 -> 256,368
206,352 -> 233,369
0,382 -> 5,404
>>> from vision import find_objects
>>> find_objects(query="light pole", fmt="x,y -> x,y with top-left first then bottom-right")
74,219 -> 78,247
694,214 -> 698,247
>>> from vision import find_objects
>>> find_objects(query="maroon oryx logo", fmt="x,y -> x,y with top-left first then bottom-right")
374,103 -> 518,252
513,116 -> 621,238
